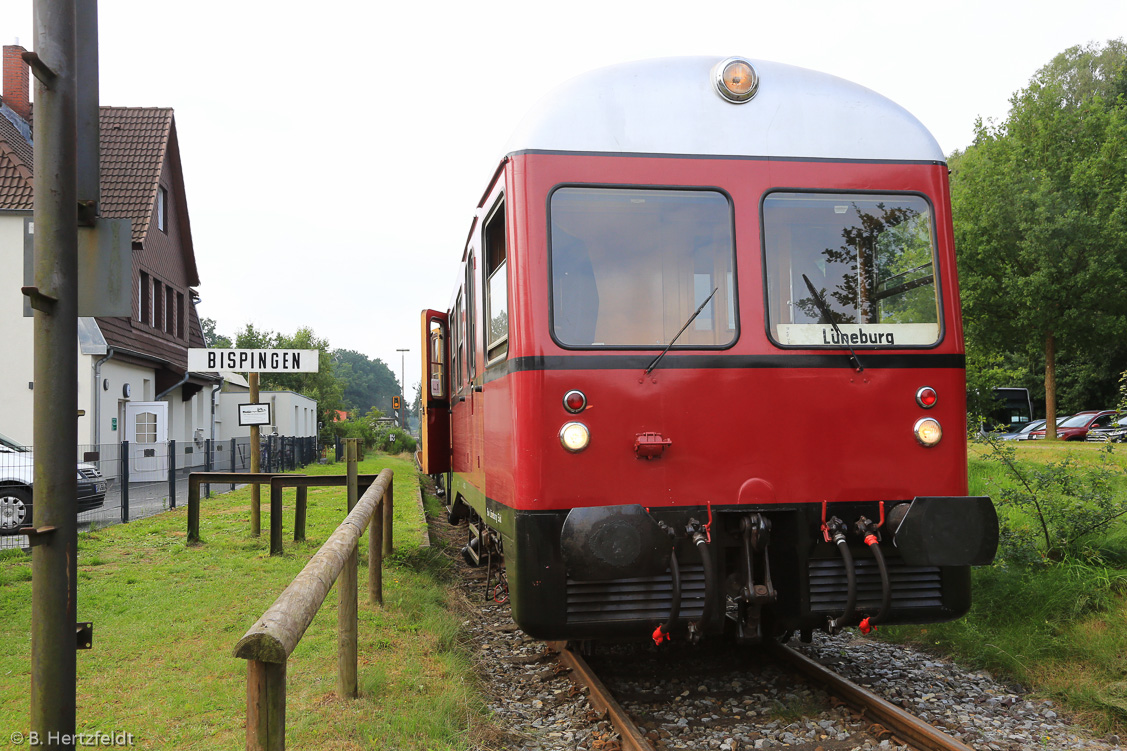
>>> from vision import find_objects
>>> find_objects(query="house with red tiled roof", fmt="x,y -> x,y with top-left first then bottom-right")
0,44 -> 219,475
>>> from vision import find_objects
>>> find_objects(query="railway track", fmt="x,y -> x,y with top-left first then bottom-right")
426,493 -> 1110,751
548,640 -> 976,751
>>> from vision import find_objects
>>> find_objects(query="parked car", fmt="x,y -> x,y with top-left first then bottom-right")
0,431 -> 107,535
1085,414 -> 1127,443
999,418 -> 1047,440
1028,410 -> 1119,441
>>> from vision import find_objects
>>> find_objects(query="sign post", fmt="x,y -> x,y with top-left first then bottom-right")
250,373 -> 261,535
188,349 -> 320,539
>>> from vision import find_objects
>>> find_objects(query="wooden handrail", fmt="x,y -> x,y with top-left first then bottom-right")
233,443 -> 392,751
234,469 -> 392,662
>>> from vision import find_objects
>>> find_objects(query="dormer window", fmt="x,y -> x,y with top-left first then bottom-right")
157,185 -> 168,233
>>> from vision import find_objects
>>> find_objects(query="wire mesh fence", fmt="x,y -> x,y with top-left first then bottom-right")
0,435 -> 320,551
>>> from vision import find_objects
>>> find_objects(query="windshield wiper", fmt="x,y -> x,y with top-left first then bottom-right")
644,287 -> 718,375
801,274 -> 864,373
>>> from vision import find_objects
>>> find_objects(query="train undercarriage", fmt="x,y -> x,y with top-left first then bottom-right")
441,477 -> 997,645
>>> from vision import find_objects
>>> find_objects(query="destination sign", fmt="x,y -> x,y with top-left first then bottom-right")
188,348 -> 320,373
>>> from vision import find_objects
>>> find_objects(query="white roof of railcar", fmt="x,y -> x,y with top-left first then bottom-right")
503,57 -> 944,163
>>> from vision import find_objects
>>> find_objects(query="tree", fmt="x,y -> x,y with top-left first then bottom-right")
200,317 -> 231,348
332,349 -> 399,415
232,323 -> 277,350
229,324 -> 345,444
269,328 -> 345,444
952,39 -> 1127,438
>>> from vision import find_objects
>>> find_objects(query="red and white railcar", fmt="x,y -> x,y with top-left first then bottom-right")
420,57 -> 997,643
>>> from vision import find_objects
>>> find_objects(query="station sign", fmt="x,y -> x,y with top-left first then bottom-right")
188,349 -> 320,373
238,403 -> 272,427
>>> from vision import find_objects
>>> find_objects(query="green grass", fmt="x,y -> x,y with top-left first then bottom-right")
886,440 -> 1127,732
0,452 -> 490,750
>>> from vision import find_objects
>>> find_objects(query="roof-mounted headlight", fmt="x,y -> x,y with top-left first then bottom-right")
713,57 -> 759,104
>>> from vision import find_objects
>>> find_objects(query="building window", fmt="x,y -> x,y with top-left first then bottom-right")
139,271 -> 150,324
153,279 -> 163,330
165,285 -> 175,334
176,291 -> 185,339
157,186 -> 168,233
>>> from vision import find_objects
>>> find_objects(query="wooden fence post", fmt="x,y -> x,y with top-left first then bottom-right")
339,438 -> 360,697
293,487 -> 307,542
270,480 -> 283,556
246,659 -> 286,750
383,476 -> 393,556
235,469 -> 393,748
337,544 -> 358,699
369,499 -> 382,606
346,439 -> 358,512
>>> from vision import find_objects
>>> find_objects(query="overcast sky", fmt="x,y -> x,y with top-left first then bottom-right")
2,1 -> 1125,397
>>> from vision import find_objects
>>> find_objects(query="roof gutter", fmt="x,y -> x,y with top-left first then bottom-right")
93,347 -> 115,447
155,371 -> 191,401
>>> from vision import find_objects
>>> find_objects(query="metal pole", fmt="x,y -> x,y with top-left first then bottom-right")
250,372 -> 261,536
187,476 -> 200,544
396,348 -> 408,428
29,0 -> 79,741
203,438 -> 212,499
168,439 -> 176,509
119,440 -> 129,523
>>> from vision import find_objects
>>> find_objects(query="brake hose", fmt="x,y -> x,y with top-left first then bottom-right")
825,518 -> 856,633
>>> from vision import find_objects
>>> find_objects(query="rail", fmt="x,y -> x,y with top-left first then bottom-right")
548,642 -> 656,751
234,457 -> 393,750
772,642 -> 975,751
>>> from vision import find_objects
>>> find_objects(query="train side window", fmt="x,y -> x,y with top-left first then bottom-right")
453,291 -> 464,389
484,198 -> 508,363
465,254 -> 476,379
428,318 -> 447,399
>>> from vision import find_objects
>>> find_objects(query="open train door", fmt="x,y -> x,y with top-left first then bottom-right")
419,309 -> 451,474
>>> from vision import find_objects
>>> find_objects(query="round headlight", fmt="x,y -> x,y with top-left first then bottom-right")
714,57 -> 760,103
559,422 -> 590,453
914,417 -> 942,447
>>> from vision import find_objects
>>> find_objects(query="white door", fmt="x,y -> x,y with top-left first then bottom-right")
125,401 -> 168,482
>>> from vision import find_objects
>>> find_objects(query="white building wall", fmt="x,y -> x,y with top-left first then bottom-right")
215,390 -> 318,440
0,212 -> 35,445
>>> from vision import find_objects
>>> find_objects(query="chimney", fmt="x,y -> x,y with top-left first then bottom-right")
3,44 -> 30,122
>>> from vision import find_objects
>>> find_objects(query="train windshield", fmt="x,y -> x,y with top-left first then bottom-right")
549,187 -> 736,348
763,193 -> 941,348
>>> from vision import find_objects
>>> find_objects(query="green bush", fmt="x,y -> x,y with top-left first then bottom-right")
374,425 -> 416,455
978,435 -> 1127,564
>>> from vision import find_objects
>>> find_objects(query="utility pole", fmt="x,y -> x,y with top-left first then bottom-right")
396,348 -> 409,430
27,0 -> 79,743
